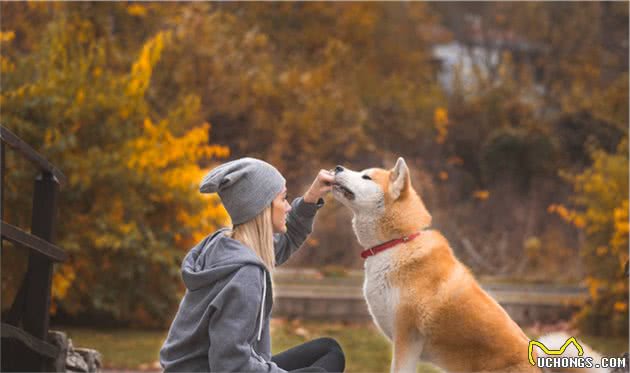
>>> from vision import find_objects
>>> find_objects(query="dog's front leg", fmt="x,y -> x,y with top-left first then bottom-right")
391,336 -> 423,373
391,315 -> 423,373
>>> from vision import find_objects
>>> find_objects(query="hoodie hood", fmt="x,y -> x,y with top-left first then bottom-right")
180,228 -> 271,342
181,228 -> 266,291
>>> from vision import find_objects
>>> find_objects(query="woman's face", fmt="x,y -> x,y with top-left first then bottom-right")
271,187 -> 292,233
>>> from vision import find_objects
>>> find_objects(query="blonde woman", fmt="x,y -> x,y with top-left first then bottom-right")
160,158 -> 345,372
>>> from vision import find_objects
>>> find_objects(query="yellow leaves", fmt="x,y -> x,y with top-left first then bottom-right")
473,190 -> 490,200
127,31 -> 172,96
547,203 -> 565,216
125,118 -> 230,250
524,236 -> 542,258
119,107 -> 129,119
44,128 -> 60,147
243,29 -> 269,49
614,302 -> 628,313
595,246 -> 608,256
1,56 -> 15,73
127,4 -> 147,17
52,264 -> 77,301
612,199 -> 629,250
75,89 -> 85,105
127,119 -> 229,170
0,30 -> 15,42
205,145 -> 230,159
585,277 -> 602,300
570,143 -> 628,333
433,107 -> 449,144
185,194 -> 231,247
110,196 -> 125,222
1,31 -> 16,73
572,216 -> 586,229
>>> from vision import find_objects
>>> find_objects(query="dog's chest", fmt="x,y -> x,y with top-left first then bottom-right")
363,249 -> 399,340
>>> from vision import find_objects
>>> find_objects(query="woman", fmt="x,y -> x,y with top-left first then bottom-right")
160,158 -> 346,372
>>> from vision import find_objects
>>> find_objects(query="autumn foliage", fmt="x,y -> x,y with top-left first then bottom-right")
0,3 -> 627,333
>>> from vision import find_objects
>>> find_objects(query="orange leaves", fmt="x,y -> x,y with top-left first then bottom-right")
127,4 -> 148,17
473,190 -> 490,201
614,302 -> 628,313
434,107 -> 449,144
547,204 -> 586,229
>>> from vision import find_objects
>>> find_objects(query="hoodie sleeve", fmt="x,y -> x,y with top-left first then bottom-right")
274,197 -> 324,266
208,265 -> 286,373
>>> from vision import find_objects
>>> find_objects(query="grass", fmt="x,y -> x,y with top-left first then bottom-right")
58,320 -> 628,372
57,327 -> 166,370
270,320 -> 441,373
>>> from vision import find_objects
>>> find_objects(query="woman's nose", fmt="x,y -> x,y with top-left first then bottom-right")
285,201 -> 292,212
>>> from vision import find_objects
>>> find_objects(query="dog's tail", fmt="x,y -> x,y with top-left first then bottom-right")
534,332 -> 608,373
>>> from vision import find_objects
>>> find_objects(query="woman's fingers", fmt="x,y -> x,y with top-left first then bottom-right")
319,169 -> 335,186
304,169 -> 336,203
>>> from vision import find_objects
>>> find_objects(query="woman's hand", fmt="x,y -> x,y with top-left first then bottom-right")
303,169 -> 335,204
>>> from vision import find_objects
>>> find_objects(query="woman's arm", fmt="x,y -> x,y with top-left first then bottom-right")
274,169 -> 332,265
274,197 -> 324,265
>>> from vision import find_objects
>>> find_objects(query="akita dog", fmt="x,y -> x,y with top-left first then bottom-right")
331,157 -> 540,373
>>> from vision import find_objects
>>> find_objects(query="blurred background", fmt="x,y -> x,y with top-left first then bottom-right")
1,2 -> 627,372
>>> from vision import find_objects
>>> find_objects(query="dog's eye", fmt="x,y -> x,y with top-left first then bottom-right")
362,175 -> 372,180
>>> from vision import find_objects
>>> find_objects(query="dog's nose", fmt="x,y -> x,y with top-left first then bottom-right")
334,166 -> 344,174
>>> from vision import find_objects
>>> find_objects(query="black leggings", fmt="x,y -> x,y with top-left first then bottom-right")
271,337 -> 345,373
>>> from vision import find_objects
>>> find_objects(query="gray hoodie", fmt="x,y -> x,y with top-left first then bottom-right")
160,197 -> 323,372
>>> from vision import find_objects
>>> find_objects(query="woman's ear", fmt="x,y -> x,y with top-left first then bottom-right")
389,157 -> 409,200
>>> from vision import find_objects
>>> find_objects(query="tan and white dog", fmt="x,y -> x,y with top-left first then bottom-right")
331,157 -> 546,373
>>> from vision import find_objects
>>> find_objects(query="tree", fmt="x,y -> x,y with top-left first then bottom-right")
1,12 -> 228,326
550,140 -> 629,336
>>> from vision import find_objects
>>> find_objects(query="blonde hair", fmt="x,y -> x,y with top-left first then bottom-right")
227,205 -> 275,270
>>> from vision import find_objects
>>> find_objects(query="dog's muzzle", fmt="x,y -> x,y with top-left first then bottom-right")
332,182 -> 355,201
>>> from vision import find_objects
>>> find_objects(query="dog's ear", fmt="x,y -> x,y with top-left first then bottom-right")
389,157 -> 410,200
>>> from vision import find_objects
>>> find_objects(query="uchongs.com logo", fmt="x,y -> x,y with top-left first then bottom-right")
529,336 -> 627,370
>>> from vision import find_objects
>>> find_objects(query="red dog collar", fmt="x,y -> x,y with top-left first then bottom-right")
360,232 -> 422,259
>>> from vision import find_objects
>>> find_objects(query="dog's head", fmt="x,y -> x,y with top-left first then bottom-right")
332,157 -> 431,241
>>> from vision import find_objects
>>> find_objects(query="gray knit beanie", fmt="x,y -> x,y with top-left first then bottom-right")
199,157 -> 286,225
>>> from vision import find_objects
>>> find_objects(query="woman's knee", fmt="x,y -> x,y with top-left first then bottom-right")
320,337 -> 345,367
315,337 -> 343,354
330,344 -> 345,371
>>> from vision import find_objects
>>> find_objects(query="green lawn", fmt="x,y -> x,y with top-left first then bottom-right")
58,320 -> 627,372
